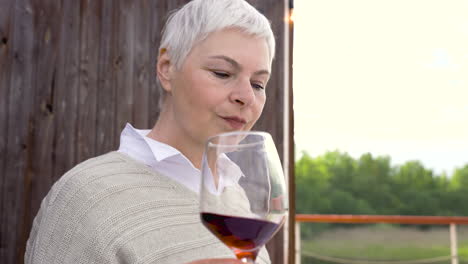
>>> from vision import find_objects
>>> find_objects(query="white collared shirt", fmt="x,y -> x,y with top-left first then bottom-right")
118,123 -> 242,194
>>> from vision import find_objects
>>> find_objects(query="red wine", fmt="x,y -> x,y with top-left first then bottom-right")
201,212 -> 283,260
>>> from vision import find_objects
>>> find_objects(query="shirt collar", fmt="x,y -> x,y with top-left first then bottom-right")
119,123 -> 243,193
139,130 -> 181,162
217,153 -> 244,180
119,123 -> 182,164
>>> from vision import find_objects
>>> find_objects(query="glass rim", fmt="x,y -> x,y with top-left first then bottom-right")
205,131 -> 272,148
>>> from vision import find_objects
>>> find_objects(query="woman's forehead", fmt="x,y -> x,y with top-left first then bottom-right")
187,29 -> 271,69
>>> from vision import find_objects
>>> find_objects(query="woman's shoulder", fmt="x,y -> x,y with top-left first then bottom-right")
26,151 -> 200,263
47,151 -> 181,206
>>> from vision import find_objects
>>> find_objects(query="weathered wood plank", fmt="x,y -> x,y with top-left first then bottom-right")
19,2 -> 62,262
148,0 -> 189,127
27,0 -> 61,241
147,0 -> 168,126
96,0 -> 117,154
131,0 -> 151,129
28,0 -> 61,212
52,0 -> 81,180
76,0 -> 101,162
1,0 -> 35,262
114,1 -> 135,137
0,0 -> 15,262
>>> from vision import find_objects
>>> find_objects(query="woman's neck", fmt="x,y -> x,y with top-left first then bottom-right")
148,116 -> 204,170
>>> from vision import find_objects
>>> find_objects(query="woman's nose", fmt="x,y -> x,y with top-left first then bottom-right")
230,79 -> 255,107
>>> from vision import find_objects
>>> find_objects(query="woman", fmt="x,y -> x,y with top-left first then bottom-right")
25,0 -> 275,263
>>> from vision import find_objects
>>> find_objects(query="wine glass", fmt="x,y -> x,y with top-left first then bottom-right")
199,131 -> 288,263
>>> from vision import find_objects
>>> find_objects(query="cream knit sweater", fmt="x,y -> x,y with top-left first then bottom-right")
25,151 -> 270,264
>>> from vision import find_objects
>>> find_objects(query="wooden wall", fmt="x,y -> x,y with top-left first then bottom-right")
0,0 -> 290,263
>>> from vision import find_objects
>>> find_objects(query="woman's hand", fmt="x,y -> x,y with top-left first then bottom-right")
186,258 -> 244,264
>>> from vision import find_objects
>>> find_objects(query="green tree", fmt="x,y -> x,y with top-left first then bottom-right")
295,152 -> 331,214
451,165 -> 468,190
295,150 -> 468,225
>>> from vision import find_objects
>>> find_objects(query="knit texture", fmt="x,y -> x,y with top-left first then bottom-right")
25,151 -> 271,264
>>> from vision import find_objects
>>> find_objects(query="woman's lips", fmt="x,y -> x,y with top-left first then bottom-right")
221,116 -> 247,130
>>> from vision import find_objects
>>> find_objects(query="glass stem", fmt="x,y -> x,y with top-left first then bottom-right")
240,257 -> 255,263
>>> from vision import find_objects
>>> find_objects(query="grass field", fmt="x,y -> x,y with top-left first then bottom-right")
300,224 -> 468,264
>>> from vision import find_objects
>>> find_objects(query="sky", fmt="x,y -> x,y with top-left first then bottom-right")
293,0 -> 468,175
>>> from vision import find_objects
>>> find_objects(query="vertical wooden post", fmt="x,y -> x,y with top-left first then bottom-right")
295,222 -> 301,264
286,1 -> 296,264
450,223 -> 459,264
247,0 -> 290,263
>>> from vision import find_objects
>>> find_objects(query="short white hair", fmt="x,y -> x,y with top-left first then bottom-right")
156,0 -> 275,108
160,0 -> 276,69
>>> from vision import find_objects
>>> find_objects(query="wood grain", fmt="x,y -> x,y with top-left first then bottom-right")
0,1 -> 290,263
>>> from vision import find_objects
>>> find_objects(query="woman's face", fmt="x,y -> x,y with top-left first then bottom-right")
161,28 -> 271,147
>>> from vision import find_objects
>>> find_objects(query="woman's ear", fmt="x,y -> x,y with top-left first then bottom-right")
156,48 -> 173,93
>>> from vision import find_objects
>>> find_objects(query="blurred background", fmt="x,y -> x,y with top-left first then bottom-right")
293,0 -> 468,263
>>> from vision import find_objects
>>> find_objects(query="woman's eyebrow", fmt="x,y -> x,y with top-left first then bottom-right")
253,69 -> 270,77
208,55 -> 240,70
208,55 -> 270,76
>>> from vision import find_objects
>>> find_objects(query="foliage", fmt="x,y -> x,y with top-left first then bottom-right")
295,151 -> 468,237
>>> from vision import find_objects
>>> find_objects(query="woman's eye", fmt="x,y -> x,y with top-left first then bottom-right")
251,83 -> 264,90
212,71 -> 230,79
